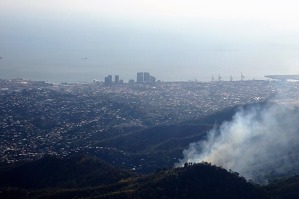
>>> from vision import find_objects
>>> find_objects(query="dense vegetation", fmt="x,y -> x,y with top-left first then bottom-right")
264,175 -> 299,199
0,155 -> 271,199
0,155 -> 135,189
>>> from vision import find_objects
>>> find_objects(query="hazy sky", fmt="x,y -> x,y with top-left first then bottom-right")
1,0 -> 299,82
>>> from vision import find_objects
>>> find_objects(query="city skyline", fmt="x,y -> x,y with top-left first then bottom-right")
101,72 -> 253,84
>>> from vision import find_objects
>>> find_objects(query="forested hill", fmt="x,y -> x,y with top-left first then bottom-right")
1,155 -> 299,199
0,155 -> 135,189
0,156 -> 268,199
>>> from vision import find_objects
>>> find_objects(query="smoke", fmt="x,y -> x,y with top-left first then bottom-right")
177,103 -> 299,184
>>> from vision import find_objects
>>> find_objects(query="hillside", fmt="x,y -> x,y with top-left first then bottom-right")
0,156 -> 268,199
88,104 -> 242,173
0,155 -> 135,189
130,163 -> 268,199
2,102 -> 299,198
264,175 -> 299,199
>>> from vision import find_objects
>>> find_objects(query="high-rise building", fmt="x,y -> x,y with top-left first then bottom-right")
115,75 -> 119,84
104,77 -> 109,84
104,75 -> 113,85
150,75 -> 156,83
144,72 -> 150,82
108,75 -> 112,84
137,72 -> 144,83
128,79 -> 135,84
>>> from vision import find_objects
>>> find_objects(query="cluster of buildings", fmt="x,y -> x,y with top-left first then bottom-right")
104,75 -> 124,85
104,72 -> 156,85
136,72 -> 156,83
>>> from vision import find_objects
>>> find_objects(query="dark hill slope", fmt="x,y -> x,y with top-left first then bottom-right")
131,163 -> 268,199
4,162 -> 268,199
0,155 -> 135,189
90,104 -> 252,173
96,103 -> 244,152
91,123 -> 211,173
264,175 -> 299,199
97,124 -> 210,153
5,155 -> 299,199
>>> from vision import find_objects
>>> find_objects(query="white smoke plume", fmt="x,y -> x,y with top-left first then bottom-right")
177,103 -> 299,184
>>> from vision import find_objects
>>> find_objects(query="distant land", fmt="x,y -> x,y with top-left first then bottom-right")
265,75 -> 299,81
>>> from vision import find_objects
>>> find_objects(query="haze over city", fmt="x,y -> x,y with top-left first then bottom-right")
3,2 -> 299,198
1,0 -> 299,82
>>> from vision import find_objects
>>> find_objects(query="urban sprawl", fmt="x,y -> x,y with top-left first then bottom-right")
1,74 -> 299,167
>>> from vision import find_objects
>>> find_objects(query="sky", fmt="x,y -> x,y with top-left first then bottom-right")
1,0 -> 299,82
